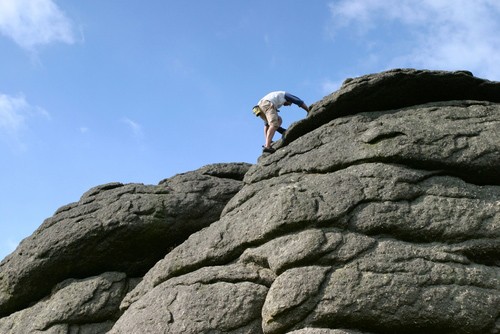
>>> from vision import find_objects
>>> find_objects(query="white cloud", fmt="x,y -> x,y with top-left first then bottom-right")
122,117 -> 144,138
264,33 -> 270,46
328,0 -> 500,80
0,93 -> 49,137
168,58 -> 195,77
0,94 -> 26,134
0,0 -> 76,50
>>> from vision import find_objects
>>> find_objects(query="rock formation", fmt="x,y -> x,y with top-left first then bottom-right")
0,163 -> 250,332
0,69 -> 499,333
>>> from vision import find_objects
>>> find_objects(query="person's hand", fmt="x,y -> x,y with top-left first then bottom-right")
306,103 -> 314,114
302,103 -> 310,113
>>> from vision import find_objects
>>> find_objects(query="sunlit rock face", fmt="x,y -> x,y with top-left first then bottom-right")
0,163 -> 251,331
2,69 -> 499,334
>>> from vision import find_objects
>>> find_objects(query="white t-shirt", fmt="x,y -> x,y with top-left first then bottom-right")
259,91 -> 287,109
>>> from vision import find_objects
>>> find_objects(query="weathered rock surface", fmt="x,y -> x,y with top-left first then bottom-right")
288,330 -> 364,334
115,163 -> 500,333
0,162 -> 250,321
282,68 -> 500,146
0,272 -> 134,333
112,69 -> 500,334
1,69 -> 500,334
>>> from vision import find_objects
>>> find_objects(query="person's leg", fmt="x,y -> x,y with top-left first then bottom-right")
265,125 -> 277,148
276,116 -> 285,135
264,109 -> 279,148
259,100 -> 280,150
259,113 -> 269,145
264,114 -> 282,148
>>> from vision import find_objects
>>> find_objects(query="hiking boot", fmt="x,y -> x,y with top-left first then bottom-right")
262,146 -> 276,153
277,127 -> 286,135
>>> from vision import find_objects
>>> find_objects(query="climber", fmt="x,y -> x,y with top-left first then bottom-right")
252,91 -> 309,153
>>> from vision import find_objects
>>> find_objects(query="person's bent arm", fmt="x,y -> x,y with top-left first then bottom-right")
284,92 -> 309,113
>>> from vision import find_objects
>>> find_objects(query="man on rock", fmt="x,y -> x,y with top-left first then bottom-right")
253,91 -> 309,153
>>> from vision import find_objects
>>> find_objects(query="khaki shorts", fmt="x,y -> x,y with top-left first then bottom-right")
258,100 -> 281,127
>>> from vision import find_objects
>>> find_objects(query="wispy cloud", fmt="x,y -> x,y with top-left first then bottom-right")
167,57 -> 196,77
0,0 -> 76,50
121,117 -> 144,139
0,93 -> 49,138
328,0 -> 500,80
0,94 -> 26,135
0,94 -> 50,147
263,33 -> 270,46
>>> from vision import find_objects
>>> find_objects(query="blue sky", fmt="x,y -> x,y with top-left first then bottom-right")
1,0 -> 500,260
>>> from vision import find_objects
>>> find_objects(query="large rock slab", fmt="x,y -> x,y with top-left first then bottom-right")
0,162 -> 251,317
113,93 -> 500,332
115,162 -> 500,333
288,330 -> 365,334
0,272 -> 134,333
111,264 -> 271,333
250,100 -> 500,185
281,68 -> 500,146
